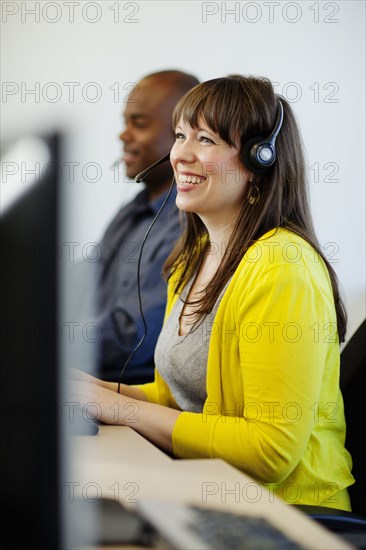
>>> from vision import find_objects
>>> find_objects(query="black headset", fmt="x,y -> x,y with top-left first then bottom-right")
136,99 -> 284,181
241,99 -> 284,174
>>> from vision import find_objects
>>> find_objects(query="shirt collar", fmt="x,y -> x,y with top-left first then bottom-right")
150,185 -> 177,215
132,186 -> 177,216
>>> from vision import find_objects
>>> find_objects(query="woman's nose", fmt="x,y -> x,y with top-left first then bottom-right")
170,139 -> 196,165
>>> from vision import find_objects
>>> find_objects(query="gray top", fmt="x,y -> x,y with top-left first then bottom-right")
154,277 -> 231,412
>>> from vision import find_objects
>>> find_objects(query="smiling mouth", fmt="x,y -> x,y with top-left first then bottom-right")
123,151 -> 139,164
178,174 -> 206,184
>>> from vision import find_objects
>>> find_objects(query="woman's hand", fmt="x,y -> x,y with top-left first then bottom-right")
67,367 -> 149,402
67,369 -> 179,454
69,380 -> 135,425
69,377 -> 180,454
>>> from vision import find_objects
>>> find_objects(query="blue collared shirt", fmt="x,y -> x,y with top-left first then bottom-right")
96,186 -> 181,383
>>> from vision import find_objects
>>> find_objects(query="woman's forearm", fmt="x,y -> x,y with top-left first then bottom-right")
100,380 -> 148,402
122,397 -> 181,454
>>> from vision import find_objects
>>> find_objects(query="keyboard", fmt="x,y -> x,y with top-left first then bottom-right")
137,500 -> 304,550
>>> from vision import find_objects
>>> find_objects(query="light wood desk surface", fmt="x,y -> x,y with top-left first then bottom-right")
67,425 -> 354,550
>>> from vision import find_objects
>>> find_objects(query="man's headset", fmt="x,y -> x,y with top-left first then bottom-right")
117,100 -> 284,392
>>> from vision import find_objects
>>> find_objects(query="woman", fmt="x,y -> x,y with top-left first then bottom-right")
71,75 -> 354,510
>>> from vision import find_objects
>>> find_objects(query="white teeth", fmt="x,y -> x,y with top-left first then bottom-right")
178,174 -> 205,184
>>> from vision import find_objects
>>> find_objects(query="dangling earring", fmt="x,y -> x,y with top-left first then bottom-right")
248,184 -> 260,205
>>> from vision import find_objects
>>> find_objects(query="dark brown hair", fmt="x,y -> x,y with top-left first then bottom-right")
164,75 -> 347,342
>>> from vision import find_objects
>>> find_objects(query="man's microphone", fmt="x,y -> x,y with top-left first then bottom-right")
117,152 -> 175,394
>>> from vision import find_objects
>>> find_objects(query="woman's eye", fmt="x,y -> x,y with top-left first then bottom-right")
175,132 -> 185,140
199,136 -> 214,144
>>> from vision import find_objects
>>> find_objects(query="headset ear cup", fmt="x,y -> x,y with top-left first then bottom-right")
241,137 -> 269,175
241,101 -> 283,175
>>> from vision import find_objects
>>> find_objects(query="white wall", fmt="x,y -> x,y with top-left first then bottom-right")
2,0 -> 365,339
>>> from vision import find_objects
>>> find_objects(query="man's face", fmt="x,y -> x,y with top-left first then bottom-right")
119,77 -> 178,181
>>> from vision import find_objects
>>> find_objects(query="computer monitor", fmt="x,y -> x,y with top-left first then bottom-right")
1,133 -> 61,548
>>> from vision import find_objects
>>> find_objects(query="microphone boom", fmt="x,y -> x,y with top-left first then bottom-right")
134,152 -> 171,183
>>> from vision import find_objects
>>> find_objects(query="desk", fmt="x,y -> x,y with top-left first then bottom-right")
66,425 -> 353,549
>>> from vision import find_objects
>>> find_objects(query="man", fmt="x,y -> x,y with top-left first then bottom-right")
96,70 -> 199,384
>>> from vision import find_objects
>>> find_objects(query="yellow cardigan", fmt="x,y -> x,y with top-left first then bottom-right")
137,228 -> 354,510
